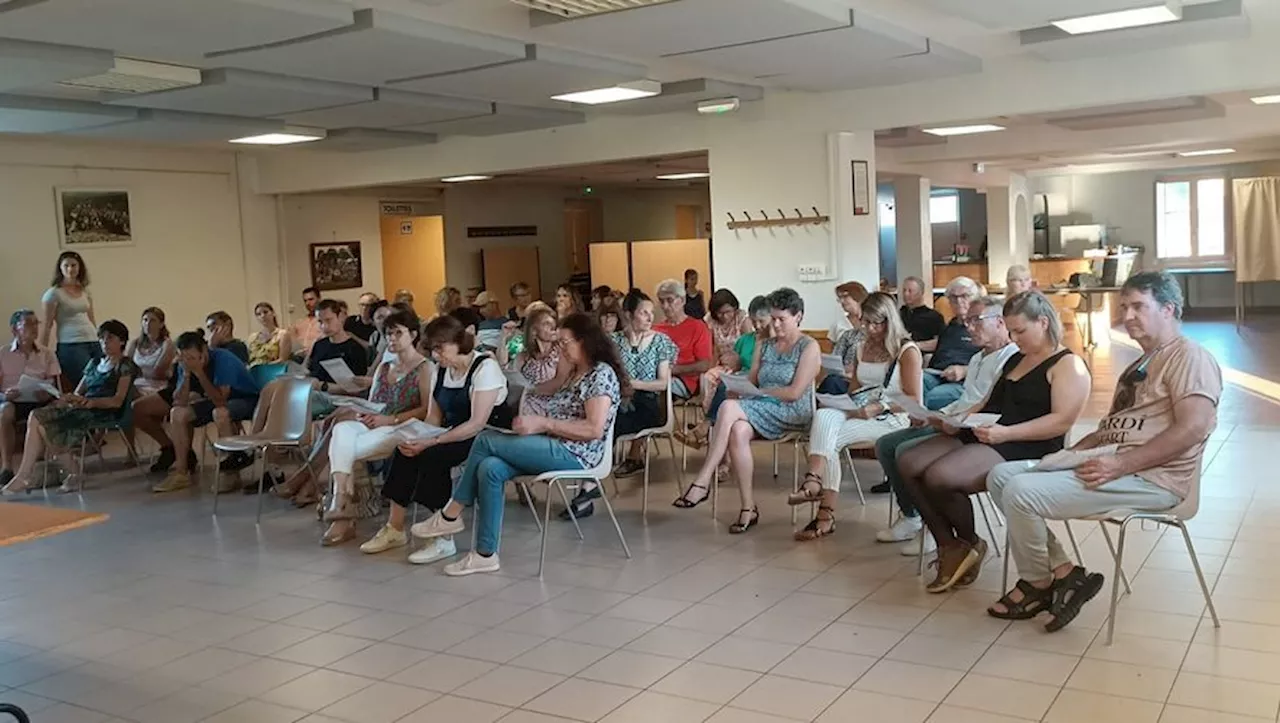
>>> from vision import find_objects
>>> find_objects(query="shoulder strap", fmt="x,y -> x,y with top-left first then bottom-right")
462,354 -> 489,389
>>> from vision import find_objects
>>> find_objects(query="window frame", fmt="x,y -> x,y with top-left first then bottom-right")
1153,172 -> 1233,270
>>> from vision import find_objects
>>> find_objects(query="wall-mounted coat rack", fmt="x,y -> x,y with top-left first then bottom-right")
727,207 -> 830,230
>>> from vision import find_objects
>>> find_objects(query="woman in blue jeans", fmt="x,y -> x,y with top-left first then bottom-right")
411,312 -> 624,577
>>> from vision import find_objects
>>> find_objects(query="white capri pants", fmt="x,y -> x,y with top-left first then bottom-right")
807,408 -> 909,492
328,420 -> 403,476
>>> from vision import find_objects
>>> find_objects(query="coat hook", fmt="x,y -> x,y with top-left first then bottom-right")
759,210 -> 768,220
727,212 -> 736,222
794,208 -> 803,219
777,209 -> 786,219
743,211 -> 752,221
812,206 -> 820,216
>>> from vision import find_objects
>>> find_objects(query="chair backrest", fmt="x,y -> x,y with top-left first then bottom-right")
1169,450 -> 1206,520
250,362 -> 290,390
588,412 -> 619,478
261,376 -> 314,442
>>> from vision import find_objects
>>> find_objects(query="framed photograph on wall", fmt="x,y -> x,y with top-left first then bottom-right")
56,188 -> 133,248
310,241 -> 363,291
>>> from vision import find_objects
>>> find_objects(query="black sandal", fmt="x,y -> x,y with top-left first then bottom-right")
795,505 -> 836,541
787,473 -> 824,506
1045,567 -> 1106,632
729,507 -> 759,534
673,483 -> 710,509
987,580 -> 1054,620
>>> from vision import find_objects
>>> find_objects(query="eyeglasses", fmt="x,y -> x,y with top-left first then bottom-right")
946,292 -> 973,302
1110,354 -> 1156,414
963,313 -> 999,327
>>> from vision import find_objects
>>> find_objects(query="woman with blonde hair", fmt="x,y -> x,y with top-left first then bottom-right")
791,292 -> 924,540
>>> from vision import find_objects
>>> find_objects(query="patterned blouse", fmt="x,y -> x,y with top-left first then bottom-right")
546,361 -> 621,468
832,328 -> 866,367
708,309 -> 748,359
519,344 -> 561,416
248,328 -> 287,366
612,331 -> 677,412
370,358 -> 428,415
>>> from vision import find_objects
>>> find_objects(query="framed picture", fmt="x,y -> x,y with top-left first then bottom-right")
310,241 -> 363,291
56,188 -> 133,248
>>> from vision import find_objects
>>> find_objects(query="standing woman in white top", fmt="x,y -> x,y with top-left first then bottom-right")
41,252 -> 100,390
792,292 -> 924,541
126,306 -> 175,395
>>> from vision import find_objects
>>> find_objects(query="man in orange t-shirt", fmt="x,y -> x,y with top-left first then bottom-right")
654,279 -> 712,400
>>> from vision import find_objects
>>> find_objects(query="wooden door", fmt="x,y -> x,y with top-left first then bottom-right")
483,246 -> 543,313
380,215 -> 445,307
564,198 -> 603,274
675,204 -> 701,239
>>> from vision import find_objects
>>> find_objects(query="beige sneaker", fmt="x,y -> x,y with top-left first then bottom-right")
152,471 -> 191,493
410,510 -> 465,539
443,551 -> 500,577
360,525 -> 408,554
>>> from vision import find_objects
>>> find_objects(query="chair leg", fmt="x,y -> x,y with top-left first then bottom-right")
711,464 -> 719,520
1001,527 -> 1010,592
641,440 -> 651,517
254,450 -> 267,524
596,479 -> 632,560
917,531 -> 926,576
1099,523 -> 1133,594
845,449 -> 866,507
1065,520 -> 1084,565
772,444 -> 779,479
791,441 -> 800,495
1105,519 -> 1131,645
212,454 -> 221,515
518,482 -> 543,533
555,480 -> 584,541
666,435 -> 685,497
1177,520 -> 1220,629
537,479 -> 556,579
976,494 -> 1001,558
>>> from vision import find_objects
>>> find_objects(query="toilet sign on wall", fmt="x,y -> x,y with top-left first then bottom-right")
400,220 -> 413,235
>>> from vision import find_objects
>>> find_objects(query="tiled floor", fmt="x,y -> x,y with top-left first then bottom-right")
0,325 -> 1276,723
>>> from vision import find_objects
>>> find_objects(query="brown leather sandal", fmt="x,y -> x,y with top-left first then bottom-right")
787,473 -> 824,506
794,505 -> 836,541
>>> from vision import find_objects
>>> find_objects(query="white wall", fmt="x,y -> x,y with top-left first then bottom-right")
279,195 -> 385,324
0,137 -> 278,341
599,187 -> 709,241
443,184 -> 568,300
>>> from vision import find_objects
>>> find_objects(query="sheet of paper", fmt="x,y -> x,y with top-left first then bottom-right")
721,374 -> 764,398
816,393 -> 857,411
885,391 -> 939,421
957,412 -> 1001,429
820,354 -> 845,374
319,358 -> 356,388
391,420 -> 448,443
16,374 -> 60,402
323,394 -> 386,414
284,361 -> 308,376
1033,445 -> 1118,472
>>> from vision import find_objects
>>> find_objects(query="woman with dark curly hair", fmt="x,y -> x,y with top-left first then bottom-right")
410,312 -> 624,576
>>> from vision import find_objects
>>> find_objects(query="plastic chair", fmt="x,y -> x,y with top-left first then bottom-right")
44,393 -> 145,492
211,376 -> 315,523
614,380 -> 684,516
250,362 -> 290,389
523,415 -> 630,579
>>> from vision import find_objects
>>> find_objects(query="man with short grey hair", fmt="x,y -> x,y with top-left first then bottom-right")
917,276 -> 982,410
986,271 -> 1221,632
655,278 -> 712,399
899,276 -> 944,344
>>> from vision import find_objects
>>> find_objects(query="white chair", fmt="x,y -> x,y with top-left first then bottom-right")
524,416 -> 630,578
614,380 -> 684,516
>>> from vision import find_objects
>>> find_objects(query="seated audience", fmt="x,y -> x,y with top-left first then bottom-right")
0,310 -> 61,488
361,315 -> 510,562
596,297 -> 622,335
205,311 -> 251,364
497,304 -> 562,418
507,282 -> 534,322
318,308 -> 432,546
590,285 -> 613,312
655,278 -> 713,400
674,288 -> 820,533
248,301 -> 293,367
897,291 -> 1090,593
307,299 -> 372,396
1006,264 -> 1033,295
393,289 -> 416,316
792,292 -> 923,541
899,276 -> 945,346
874,295 -> 1018,552
410,312 -> 622,577
554,283 -> 583,319
819,281 -> 870,394
986,272 -> 1220,630
919,277 -> 983,410
365,300 -> 393,365
437,286 -> 482,331
2,320 -> 138,495
683,268 -> 707,320
126,307 -> 175,395
291,287 -> 323,361
677,295 -> 774,449
344,292 -> 379,342
146,331 -> 261,493
707,289 -> 752,364
472,291 -> 500,321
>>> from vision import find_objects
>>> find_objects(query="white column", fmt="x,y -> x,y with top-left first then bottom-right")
986,173 -> 1032,288
893,176 -> 932,292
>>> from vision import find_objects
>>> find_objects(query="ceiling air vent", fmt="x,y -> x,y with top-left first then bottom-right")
58,58 -> 201,94
510,0 -> 678,19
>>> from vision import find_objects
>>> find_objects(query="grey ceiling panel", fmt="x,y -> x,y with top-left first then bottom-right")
108,69 -> 372,117
0,93 -> 137,132
61,108 -> 282,142
597,78 -> 763,115
1043,97 -> 1226,130
388,45 -> 647,104
276,88 -> 491,129
209,9 -> 528,85
310,128 -> 439,152
914,0 -> 1163,30
1020,0 -> 1249,60
0,38 -> 115,92
0,0 -> 353,63
529,0 -> 851,57
774,40 -> 982,91
401,103 -> 584,136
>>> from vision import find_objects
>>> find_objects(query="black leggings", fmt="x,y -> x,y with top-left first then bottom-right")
382,439 -> 474,512
615,391 -> 663,438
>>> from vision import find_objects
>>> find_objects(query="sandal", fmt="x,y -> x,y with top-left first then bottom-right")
794,505 -> 836,541
729,507 -> 759,534
787,473 -> 824,506
1045,566 -> 1106,633
987,580 -> 1055,620
672,482 -> 710,509
674,427 -> 708,450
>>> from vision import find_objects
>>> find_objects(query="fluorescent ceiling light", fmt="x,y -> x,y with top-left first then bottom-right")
1250,94 -> 1280,105
656,172 -> 709,180
230,131 -> 324,145
441,175 -> 493,182
697,97 -> 740,115
552,80 -> 661,105
921,124 -> 1005,137
1051,2 -> 1181,35
1176,148 -> 1235,157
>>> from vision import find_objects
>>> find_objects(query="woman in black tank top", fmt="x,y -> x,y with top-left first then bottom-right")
894,292 -> 1092,594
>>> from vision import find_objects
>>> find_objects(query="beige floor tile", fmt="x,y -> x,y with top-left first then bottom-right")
994,623 -> 1097,657
203,699 -> 309,723
816,689 -> 937,723
499,712 -> 583,723
1191,618 -> 1280,654
326,642 -> 432,679
837,601 -> 933,632
925,705 -> 1035,723
577,649 -> 684,688
666,603 -> 762,635
624,626 -> 725,659
452,666 -> 565,707
1084,633 -> 1190,669
1158,703 -> 1274,723
1108,611 -> 1202,642
943,673 -> 1060,720
886,632 -> 990,671
316,681 -> 437,723
387,653 -> 496,693
446,628 -> 548,664
807,623 -> 906,657
498,608 -> 595,638
1066,658 -> 1177,702
523,677 -> 640,721
271,633 -> 373,667
852,660 -> 965,703
510,639 -> 615,676
1181,642 -> 1280,684
395,694 -> 511,723
652,661 -> 762,705
729,673 -> 845,721
221,624 -> 319,656
770,646 -> 878,688
201,658 -> 314,698
694,636 -> 798,673
1042,689 -> 1163,723
599,690 -> 720,723
972,645 -> 1080,686
913,611 -> 1010,644
257,669 -> 375,713
603,596 -> 696,624
734,610 -> 831,644
558,617 -> 656,648
1166,671 -> 1280,719
706,709 -> 802,723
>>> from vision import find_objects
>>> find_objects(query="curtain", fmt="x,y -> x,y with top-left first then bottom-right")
1232,177 -> 1280,282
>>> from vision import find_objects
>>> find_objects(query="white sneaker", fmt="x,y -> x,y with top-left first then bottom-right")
408,536 -> 457,565
877,515 -> 922,543
443,551 -> 500,577
902,532 -> 938,557
359,525 -> 408,554
410,510 -> 465,539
